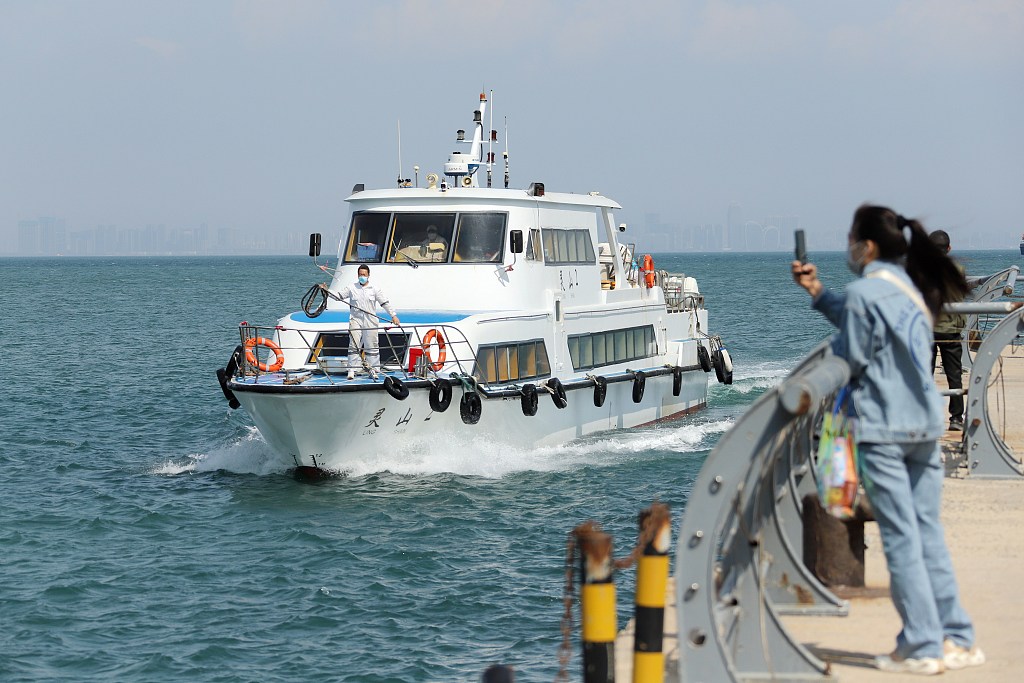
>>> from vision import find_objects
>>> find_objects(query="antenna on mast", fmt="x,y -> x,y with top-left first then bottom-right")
487,89 -> 494,188
503,116 -> 510,189
396,119 -> 403,187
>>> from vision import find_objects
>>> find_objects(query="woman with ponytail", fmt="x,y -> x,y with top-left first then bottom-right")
792,204 -> 981,675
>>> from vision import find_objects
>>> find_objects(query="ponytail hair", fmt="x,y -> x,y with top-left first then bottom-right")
851,204 -> 969,318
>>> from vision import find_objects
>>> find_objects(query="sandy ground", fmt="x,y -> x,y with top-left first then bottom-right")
614,345 -> 1024,682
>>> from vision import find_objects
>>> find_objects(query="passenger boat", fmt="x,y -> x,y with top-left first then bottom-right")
217,93 -> 733,475
1019,232 -> 1023,256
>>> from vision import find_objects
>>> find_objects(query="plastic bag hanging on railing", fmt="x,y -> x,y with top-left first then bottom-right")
816,386 -> 859,519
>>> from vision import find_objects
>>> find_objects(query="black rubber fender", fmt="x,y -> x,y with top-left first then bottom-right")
521,383 -> 539,416
697,344 -> 712,373
672,367 -> 683,397
383,375 -> 409,401
631,370 -> 646,403
428,379 -> 452,413
593,376 -> 608,408
217,345 -> 243,409
547,377 -> 568,409
460,392 -> 482,425
720,348 -> 734,385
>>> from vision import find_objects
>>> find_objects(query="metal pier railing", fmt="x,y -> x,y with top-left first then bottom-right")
674,342 -> 847,682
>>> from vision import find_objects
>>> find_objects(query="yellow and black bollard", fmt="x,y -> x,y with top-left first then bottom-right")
632,503 -> 671,683
575,521 -> 616,683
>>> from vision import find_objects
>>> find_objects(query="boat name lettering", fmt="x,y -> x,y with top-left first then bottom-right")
396,409 -> 413,427
365,408 -> 385,428
560,269 -> 579,291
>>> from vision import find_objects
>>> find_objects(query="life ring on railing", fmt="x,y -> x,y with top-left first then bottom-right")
642,254 -> 656,288
421,329 -> 447,371
244,337 -> 285,372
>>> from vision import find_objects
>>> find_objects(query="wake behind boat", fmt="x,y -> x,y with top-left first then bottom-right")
217,92 -> 734,475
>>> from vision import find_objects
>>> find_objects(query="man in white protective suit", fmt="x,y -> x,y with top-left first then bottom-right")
334,264 -> 400,380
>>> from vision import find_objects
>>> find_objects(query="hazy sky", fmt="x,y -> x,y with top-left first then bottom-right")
3,0 -> 1022,250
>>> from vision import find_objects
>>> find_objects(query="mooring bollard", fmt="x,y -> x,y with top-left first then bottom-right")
576,521 -> 616,683
633,503 -> 671,683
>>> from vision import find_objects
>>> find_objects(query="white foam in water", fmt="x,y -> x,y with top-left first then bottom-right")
716,359 -> 792,395
154,410 -> 738,480
334,419 -> 734,479
153,427 -> 293,476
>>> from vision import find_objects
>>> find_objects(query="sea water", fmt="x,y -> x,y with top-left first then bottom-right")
1,250 -> 1018,681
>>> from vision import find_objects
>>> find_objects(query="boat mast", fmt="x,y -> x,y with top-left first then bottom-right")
444,93 -> 487,188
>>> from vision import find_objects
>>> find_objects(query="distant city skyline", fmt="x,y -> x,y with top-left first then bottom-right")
7,200 -> 1012,258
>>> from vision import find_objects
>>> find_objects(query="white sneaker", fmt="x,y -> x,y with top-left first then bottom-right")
875,651 -> 945,675
347,371 -> 355,380
943,640 -> 985,669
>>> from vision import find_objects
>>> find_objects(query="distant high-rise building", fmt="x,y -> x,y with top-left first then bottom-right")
726,202 -> 742,251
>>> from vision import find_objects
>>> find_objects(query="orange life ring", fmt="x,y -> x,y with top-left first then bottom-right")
421,329 -> 447,371
244,336 -> 285,372
642,254 -> 656,288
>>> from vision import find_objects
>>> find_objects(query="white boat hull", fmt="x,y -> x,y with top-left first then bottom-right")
233,371 -> 707,472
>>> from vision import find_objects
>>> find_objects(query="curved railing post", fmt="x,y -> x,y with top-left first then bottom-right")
961,266 -> 1019,372
962,304 -> 1024,478
674,346 -> 849,682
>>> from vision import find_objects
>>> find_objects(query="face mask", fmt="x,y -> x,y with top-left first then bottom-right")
358,275 -> 368,285
847,241 -> 868,275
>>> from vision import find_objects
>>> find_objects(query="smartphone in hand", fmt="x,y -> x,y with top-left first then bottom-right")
794,229 -> 807,264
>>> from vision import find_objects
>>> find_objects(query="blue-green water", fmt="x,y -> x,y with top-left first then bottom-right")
1,250 -> 1018,681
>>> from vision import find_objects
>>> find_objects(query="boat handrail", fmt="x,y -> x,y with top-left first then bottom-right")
233,320 -> 702,396
236,322 -> 483,384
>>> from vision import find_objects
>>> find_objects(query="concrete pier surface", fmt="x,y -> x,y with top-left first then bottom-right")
615,344 -> 1024,682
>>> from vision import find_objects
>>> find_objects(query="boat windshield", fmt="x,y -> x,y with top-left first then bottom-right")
453,213 -> 506,263
386,213 -> 456,263
343,211 -> 507,264
343,212 -> 390,263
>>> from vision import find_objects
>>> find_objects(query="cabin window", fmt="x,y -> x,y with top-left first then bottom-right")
525,228 -> 542,261
541,228 -> 597,265
567,325 -> 656,371
343,212 -> 391,263
474,339 -> 550,383
385,213 -> 455,264
453,212 -> 507,263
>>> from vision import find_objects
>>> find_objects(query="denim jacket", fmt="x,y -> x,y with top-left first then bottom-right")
812,260 -> 944,443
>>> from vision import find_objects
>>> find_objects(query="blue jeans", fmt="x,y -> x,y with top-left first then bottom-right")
859,441 -> 974,659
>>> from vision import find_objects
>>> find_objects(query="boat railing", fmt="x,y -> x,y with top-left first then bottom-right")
658,270 -> 704,312
620,242 -> 639,286
235,322 -> 483,385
